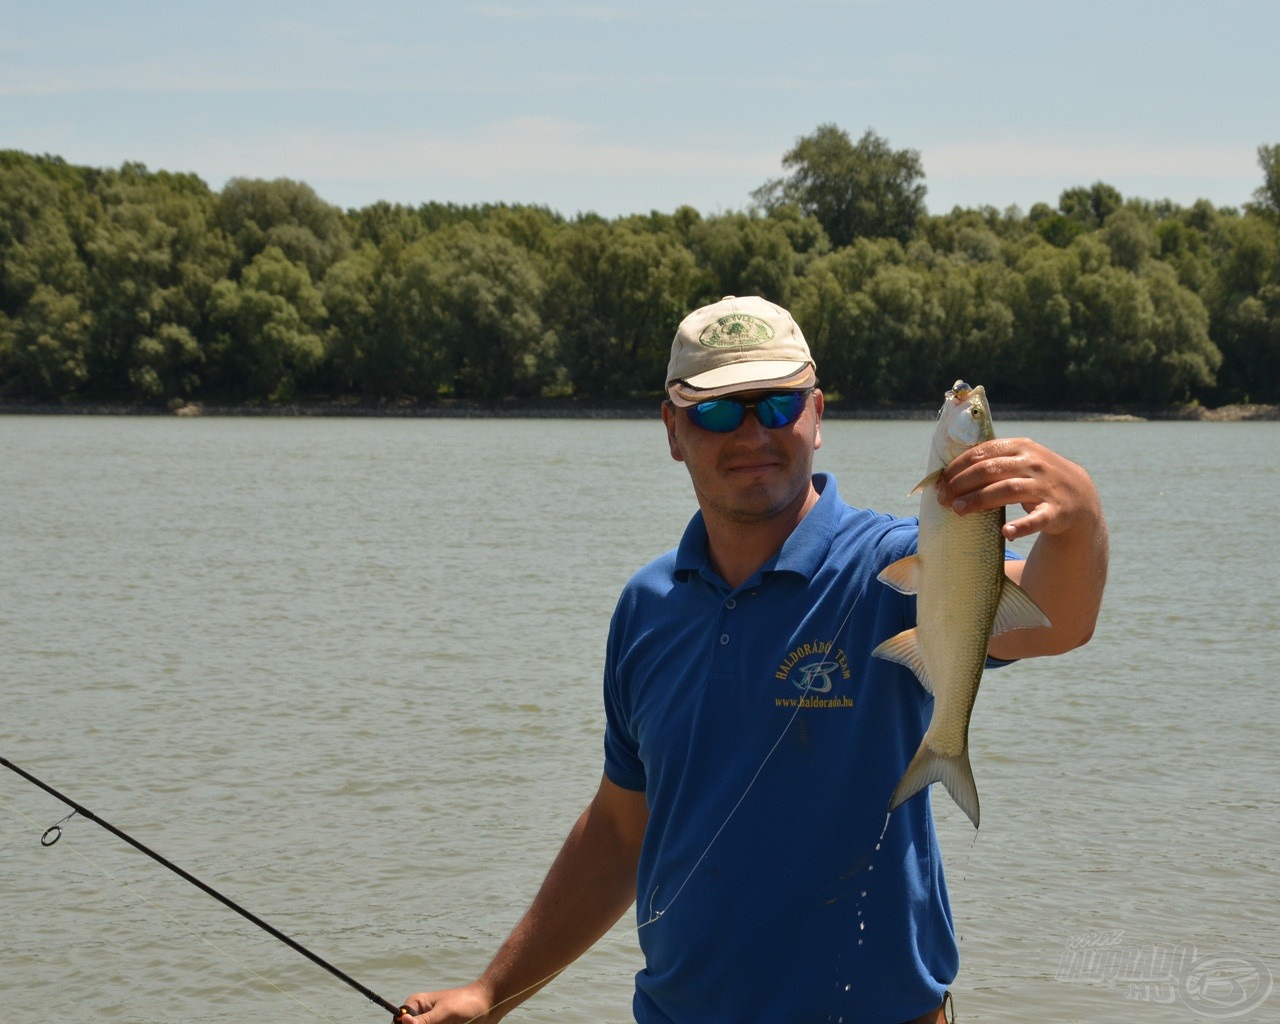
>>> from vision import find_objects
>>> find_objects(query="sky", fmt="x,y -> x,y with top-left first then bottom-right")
2,0 -> 1275,219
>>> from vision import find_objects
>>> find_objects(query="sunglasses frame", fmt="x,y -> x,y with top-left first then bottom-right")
684,389 -> 813,433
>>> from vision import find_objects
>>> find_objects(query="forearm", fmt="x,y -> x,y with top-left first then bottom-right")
398,777 -> 645,1024
473,778 -> 646,1020
480,822 -> 637,1012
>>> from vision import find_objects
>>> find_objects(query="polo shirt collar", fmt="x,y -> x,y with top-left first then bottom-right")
674,472 -> 841,587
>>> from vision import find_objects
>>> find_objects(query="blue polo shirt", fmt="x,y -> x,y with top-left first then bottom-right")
603,472 -> 957,1024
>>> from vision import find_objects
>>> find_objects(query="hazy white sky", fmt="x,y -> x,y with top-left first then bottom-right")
3,0 -> 1274,217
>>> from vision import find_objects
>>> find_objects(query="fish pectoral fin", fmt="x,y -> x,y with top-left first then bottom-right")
907,469 -> 943,497
871,628 -> 936,695
876,554 -> 921,595
991,577 -> 1052,636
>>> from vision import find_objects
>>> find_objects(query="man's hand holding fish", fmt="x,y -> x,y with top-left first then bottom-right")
938,435 -> 1108,660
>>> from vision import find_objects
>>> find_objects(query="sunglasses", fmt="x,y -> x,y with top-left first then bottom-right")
684,390 -> 811,433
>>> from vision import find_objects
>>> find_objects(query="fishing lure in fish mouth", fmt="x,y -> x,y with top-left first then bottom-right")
1,753 -> 410,1019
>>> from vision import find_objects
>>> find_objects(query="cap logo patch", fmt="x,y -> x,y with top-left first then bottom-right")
698,313 -> 775,349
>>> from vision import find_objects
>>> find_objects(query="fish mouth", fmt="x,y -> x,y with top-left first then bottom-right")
947,380 -> 974,401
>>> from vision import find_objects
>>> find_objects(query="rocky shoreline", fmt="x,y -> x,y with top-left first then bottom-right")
1,398 -> 1276,421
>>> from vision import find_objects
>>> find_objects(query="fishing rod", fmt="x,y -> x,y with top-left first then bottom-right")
1,754 -> 408,1020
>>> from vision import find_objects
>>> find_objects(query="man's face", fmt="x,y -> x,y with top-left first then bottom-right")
662,389 -> 824,526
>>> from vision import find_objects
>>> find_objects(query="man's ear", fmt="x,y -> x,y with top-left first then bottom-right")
661,401 -> 684,462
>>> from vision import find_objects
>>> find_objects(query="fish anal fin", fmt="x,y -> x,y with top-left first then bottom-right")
871,627 -> 935,695
992,577 -> 1052,636
876,554 -> 921,596
889,742 -> 980,829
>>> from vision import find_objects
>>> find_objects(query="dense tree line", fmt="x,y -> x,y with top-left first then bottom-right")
2,127 -> 1278,409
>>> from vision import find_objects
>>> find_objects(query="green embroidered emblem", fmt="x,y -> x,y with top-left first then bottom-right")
698,313 -> 774,349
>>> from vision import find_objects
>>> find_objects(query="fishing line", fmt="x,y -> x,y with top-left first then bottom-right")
5,599 -> 868,1024
639,668 -> 820,926
0,792 -> 342,1024
400,604 -> 863,1024
640,598 -> 861,927
393,683 -> 821,1024
0,755 -> 408,1019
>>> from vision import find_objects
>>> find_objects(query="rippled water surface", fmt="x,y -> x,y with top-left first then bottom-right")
2,414 -> 1277,1023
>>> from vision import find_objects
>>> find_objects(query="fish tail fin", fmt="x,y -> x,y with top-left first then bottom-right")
889,743 -> 981,829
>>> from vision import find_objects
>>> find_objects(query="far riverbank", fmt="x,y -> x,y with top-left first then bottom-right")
1,398 -> 1277,421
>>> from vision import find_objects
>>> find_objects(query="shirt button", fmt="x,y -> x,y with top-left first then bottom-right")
719,633 -> 730,646
725,598 -> 737,610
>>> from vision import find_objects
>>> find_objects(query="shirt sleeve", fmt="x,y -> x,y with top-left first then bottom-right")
602,610 -> 647,791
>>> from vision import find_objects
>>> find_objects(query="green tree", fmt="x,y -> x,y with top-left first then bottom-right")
0,153 -> 94,397
430,223 -> 551,400
1007,232 -> 1220,405
80,163 -> 229,401
1140,261 -> 1221,403
752,125 -> 926,247
349,200 -> 431,249
215,178 -> 350,281
1253,143 -> 1280,217
547,218 -> 699,396
207,246 -> 326,399
686,207 -> 828,308
1154,208 -> 1216,294
1208,214 -> 1280,402
919,208 -> 1012,264
928,254 -> 1019,400
1219,285 -> 1280,402
322,237 -> 450,399
1100,208 -> 1158,273
791,238 -> 907,401
0,284 -> 93,397
1058,182 -> 1124,228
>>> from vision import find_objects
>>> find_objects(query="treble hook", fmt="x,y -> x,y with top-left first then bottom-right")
42,808 -> 78,846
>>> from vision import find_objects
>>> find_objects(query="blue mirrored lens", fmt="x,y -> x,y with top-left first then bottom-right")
686,391 -> 807,432
756,391 -> 806,427
689,400 -> 746,431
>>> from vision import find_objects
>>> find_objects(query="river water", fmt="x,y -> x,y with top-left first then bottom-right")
1,414 -> 1276,1023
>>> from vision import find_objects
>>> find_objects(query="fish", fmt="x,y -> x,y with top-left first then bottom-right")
871,381 -> 1050,828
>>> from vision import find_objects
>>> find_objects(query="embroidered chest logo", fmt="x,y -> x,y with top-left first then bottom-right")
774,640 -> 854,709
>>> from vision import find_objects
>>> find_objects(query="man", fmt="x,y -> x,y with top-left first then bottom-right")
398,295 -> 1108,1023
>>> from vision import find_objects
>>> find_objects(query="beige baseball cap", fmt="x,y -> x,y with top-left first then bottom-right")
666,295 -> 816,407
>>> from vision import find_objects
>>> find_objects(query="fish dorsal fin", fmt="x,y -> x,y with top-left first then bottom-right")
871,627 -> 936,695
876,553 -> 921,596
992,577 -> 1052,636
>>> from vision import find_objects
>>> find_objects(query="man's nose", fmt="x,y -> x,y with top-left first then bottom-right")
731,408 -> 774,441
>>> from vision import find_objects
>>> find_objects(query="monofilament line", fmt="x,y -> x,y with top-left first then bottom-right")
640,600 -> 861,927
0,755 -> 403,1017
407,602 -> 865,1024
0,793 -> 343,1023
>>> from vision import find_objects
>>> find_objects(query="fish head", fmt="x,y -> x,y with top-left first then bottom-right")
927,380 -> 995,471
